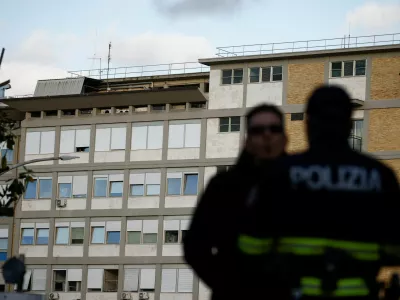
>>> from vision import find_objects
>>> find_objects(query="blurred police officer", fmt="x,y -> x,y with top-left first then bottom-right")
235,85 -> 400,300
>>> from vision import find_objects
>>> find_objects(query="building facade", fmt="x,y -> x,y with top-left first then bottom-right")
0,33 -> 399,299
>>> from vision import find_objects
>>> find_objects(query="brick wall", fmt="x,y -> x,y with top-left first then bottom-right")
370,56 -> 400,100
287,62 -> 325,104
368,108 -> 400,152
285,114 -> 308,153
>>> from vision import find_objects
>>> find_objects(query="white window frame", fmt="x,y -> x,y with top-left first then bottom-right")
330,59 -> 367,78
248,66 -> 283,83
166,172 -> 199,196
163,219 -> 190,245
52,269 -> 82,292
131,123 -> 164,150
90,221 -> 121,245
129,172 -> 161,197
87,268 -> 119,293
54,222 -> 85,246
24,177 -> 53,200
221,69 -> 244,85
93,174 -> 124,198
95,126 -> 127,152
161,268 -> 193,293
123,267 -> 156,292
60,128 -> 91,154
23,269 -> 47,291
20,223 -> 50,246
25,130 -> 56,155
57,175 -> 88,199
126,220 -> 158,245
168,122 -> 201,149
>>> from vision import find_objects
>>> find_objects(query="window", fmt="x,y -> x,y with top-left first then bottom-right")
151,104 -> 166,111
60,128 -> 90,153
22,269 -> 47,291
24,178 -> 53,200
170,103 -> 186,111
330,60 -> 366,77
45,110 -> 58,117
161,268 -> 193,293
95,126 -> 127,152
216,166 -> 232,174
0,142 -> 13,164
349,119 -> 363,151
221,69 -> 243,84
167,172 -> 198,196
99,108 -> 111,114
168,122 -> 201,149
87,269 -> 119,292
129,172 -> 161,197
131,123 -> 163,150
58,175 -> 88,199
90,221 -> 121,244
25,130 -> 56,155
52,269 -> 82,292
21,223 -> 49,245
134,105 -> 148,113
163,219 -> 190,244
30,112 -> 41,118
55,222 -> 85,245
0,229 -> 8,262
189,102 -> 207,109
62,109 -> 75,116
126,220 -> 158,244
78,108 -> 92,115
116,107 -> 129,114
249,66 -> 283,83
93,174 -> 124,198
124,268 -> 156,292
219,117 -> 240,133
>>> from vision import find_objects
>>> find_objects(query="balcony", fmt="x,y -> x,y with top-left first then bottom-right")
349,135 -> 362,151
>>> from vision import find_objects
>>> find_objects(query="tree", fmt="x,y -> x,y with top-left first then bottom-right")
0,110 -> 33,216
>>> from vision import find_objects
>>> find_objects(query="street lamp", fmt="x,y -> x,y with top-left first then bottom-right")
0,155 -> 79,176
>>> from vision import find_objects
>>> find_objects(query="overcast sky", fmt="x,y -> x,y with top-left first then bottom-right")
1,0 -> 399,96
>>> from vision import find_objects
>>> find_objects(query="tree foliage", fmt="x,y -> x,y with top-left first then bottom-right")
0,111 -> 33,215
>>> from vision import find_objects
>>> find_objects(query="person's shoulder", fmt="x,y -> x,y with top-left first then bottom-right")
352,150 -> 394,172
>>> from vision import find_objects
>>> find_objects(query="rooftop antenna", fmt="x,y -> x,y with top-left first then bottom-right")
0,48 -> 5,69
88,56 -> 102,79
348,22 -> 351,48
106,42 -> 112,91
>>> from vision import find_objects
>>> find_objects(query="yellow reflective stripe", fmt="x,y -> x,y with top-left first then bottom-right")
279,245 -> 324,255
237,235 -> 272,255
300,277 -> 369,297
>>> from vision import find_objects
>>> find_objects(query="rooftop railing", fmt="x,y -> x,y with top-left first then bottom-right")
216,33 -> 400,57
68,62 -> 210,80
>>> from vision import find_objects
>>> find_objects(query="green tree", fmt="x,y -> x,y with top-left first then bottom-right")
0,110 -> 33,216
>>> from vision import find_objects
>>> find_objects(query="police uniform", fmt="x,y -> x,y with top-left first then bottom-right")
235,86 -> 400,300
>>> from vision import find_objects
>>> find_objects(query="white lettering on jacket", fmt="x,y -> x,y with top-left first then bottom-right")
289,165 -> 382,192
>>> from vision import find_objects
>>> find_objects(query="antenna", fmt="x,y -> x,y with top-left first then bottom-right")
0,48 -> 5,69
106,42 -> 112,91
88,57 -> 102,79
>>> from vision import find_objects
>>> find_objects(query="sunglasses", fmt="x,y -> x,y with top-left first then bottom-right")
247,125 -> 284,135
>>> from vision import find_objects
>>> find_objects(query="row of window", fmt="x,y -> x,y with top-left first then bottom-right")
0,229 -> 8,262
23,171 -> 200,200
23,267 -> 194,293
20,219 -> 190,246
221,60 -> 367,85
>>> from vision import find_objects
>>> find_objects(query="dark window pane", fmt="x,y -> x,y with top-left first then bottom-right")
167,178 -> 181,195
261,67 -> 271,82
331,62 -> 342,77
143,233 -> 157,244
165,231 -> 179,243
107,231 -> 121,244
219,118 -> 230,132
221,70 -> 232,84
249,68 -> 260,83
343,61 -> 354,76
0,252 -> 7,261
184,174 -> 198,195
71,227 -> 84,244
127,232 -> 141,244
25,180 -> 37,199
355,60 -> 366,76
233,69 -> 243,84
272,66 -> 283,81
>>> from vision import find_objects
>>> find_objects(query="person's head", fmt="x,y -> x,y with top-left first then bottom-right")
245,104 -> 287,160
306,85 -> 353,146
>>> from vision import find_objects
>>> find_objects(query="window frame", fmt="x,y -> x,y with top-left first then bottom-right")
163,220 -> 190,245
93,175 -> 124,198
103,269 -> 119,292
60,128 -> 91,154
126,220 -> 158,245
25,130 -> 56,155
131,123 -> 164,150
57,175 -> 88,199
248,66 -> 283,83
90,222 -> 121,245
218,117 -> 241,133
166,172 -> 199,196
129,172 -> 161,197
52,269 -> 82,292
330,59 -> 367,78
20,223 -> 50,246
54,224 -> 85,246
221,69 -> 244,85
161,268 -> 194,293
167,122 -> 201,149
95,126 -> 127,152
24,177 -> 53,200
123,268 -> 156,292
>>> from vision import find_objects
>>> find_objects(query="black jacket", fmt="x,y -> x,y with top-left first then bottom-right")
184,150 -> 267,300
237,142 -> 400,299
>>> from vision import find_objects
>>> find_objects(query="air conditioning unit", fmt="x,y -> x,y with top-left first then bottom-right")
49,293 -> 59,299
56,199 -> 67,208
121,292 -> 131,299
139,292 -> 149,300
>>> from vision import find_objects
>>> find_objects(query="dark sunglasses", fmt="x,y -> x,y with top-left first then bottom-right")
247,124 -> 284,135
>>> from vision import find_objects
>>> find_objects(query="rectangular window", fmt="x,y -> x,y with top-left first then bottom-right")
103,269 -> 119,292
21,228 -> 34,245
248,66 -> 283,83
87,269 -> 103,292
38,178 -> 52,199
54,222 -> 85,245
93,175 -> 124,198
168,122 -> 201,149
131,123 -> 163,150
58,175 -> 88,199
0,232 -> 8,262
349,119 -> 363,151
95,126 -> 127,152
0,142 -> 13,164
219,117 -> 241,133
25,130 -> 56,155
163,219 -> 190,244
123,268 -> 156,292
91,227 -> 105,244
166,172 -> 199,196
53,270 -> 67,292
53,269 -> 82,292
24,180 -> 37,199
161,268 -> 193,293
129,172 -> 161,197
221,69 -> 243,85
90,222 -> 121,244
21,224 -> 50,245
126,220 -> 158,244
55,227 -> 69,245
60,128 -> 90,154
330,60 -> 366,77
249,67 -> 260,83
36,228 -> 49,245
25,269 -> 47,291
71,227 -> 84,244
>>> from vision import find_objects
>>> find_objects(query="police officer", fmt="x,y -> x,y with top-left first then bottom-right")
235,85 -> 400,300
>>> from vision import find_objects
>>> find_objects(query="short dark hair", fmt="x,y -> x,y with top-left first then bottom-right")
245,104 -> 284,128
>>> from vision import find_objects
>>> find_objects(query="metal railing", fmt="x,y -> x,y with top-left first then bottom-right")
349,135 -> 362,151
68,61 -> 210,80
216,33 -> 400,57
